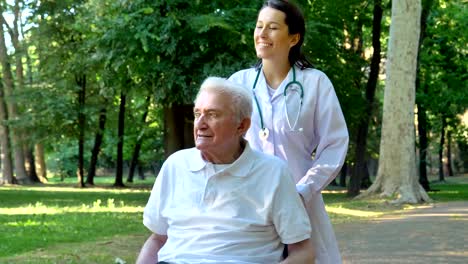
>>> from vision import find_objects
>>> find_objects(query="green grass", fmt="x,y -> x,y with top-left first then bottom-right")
0,178 -> 154,262
46,174 -> 157,187
321,177 -> 468,223
427,182 -> 468,202
0,175 -> 467,263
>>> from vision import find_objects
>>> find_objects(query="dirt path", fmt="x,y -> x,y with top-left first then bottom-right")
334,201 -> 468,264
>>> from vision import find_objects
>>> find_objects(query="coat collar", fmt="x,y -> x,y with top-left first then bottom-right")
254,66 -> 301,102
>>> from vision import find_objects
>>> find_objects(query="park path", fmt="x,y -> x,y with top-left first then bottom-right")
334,201 -> 468,264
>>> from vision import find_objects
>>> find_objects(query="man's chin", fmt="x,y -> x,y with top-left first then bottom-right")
195,143 -> 210,151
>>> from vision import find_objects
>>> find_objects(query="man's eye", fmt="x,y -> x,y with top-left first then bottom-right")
209,113 -> 217,118
194,113 -> 201,118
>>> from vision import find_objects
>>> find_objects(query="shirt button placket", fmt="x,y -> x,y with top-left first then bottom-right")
203,173 -> 217,205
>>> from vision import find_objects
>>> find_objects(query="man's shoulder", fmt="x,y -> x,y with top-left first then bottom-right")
249,148 -> 288,170
229,68 -> 256,82
164,148 -> 199,167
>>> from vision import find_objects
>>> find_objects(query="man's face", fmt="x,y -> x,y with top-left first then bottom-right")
193,91 -> 242,160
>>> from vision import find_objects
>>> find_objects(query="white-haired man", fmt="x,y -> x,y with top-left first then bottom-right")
136,77 -> 314,264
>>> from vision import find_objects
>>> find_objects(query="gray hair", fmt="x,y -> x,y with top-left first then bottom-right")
194,77 -> 252,123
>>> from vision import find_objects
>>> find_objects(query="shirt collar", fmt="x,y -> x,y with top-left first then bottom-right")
189,141 -> 256,178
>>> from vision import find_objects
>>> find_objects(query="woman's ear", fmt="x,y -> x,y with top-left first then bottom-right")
289,33 -> 300,48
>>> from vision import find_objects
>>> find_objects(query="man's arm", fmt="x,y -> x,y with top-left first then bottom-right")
280,239 -> 315,264
136,233 -> 168,264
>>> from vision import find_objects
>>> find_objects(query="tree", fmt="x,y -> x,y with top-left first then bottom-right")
348,0 -> 384,197
127,95 -> 151,183
0,3 -> 28,183
417,0 -> 467,182
303,0 -> 386,185
27,0 -> 105,187
359,0 -> 430,203
86,106 -> 107,185
415,0 -> 434,191
0,80 -> 13,184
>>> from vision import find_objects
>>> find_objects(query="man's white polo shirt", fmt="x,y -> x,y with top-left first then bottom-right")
143,143 -> 311,263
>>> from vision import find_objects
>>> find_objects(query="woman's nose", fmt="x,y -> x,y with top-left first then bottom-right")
259,27 -> 267,37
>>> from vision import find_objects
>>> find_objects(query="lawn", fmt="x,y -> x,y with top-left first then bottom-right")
0,176 -> 153,264
1,174 -> 466,264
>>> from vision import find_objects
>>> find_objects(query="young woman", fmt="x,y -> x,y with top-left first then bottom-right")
229,1 -> 349,263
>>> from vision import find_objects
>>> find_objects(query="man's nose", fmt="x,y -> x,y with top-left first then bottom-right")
195,114 -> 207,128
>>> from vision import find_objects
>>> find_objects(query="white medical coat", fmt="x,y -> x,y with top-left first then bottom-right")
230,66 -> 349,264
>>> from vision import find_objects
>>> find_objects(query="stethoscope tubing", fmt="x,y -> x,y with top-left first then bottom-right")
252,66 -> 304,136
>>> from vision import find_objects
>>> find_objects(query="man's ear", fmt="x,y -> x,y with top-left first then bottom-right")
238,117 -> 251,135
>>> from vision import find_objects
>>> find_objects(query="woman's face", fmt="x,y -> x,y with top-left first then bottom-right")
254,7 -> 299,62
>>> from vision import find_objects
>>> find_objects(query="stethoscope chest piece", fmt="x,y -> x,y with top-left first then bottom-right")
252,66 -> 305,140
259,127 -> 269,141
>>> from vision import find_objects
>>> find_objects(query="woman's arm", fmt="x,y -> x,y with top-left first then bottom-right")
280,239 -> 315,264
297,74 -> 349,203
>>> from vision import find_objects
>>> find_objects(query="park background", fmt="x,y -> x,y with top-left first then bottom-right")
0,0 -> 466,263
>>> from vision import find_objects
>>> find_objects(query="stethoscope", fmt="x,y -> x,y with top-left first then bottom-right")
252,66 -> 304,141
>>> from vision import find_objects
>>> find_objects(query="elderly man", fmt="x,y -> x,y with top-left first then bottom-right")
136,77 -> 314,264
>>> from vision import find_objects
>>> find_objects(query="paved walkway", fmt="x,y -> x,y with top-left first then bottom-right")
334,201 -> 468,264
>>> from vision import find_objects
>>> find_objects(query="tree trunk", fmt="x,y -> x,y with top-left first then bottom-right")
127,142 -> 142,183
417,103 -> 430,190
137,163 -> 145,180
339,162 -> 347,187
358,0 -> 430,203
446,130 -> 454,176
86,107 -> 107,185
351,19 -> 363,54
438,116 -> 446,182
0,87 -> 13,184
19,3 -> 43,183
127,96 -> 151,183
360,163 -> 372,188
24,147 -> 40,183
348,0 -> 383,197
0,12 -> 27,183
163,104 -> 195,158
34,143 -> 47,182
76,74 -> 86,188
114,91 -> 126,187
415,0 -> 434,191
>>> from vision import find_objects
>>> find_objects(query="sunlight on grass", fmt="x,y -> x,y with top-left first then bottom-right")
0,185 -> 149,193
0,199 -> 144,215
325,206 -> 383,217
5,219 -> 51,227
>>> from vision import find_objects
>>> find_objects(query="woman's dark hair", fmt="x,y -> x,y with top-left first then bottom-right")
255,0 -> 313,70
